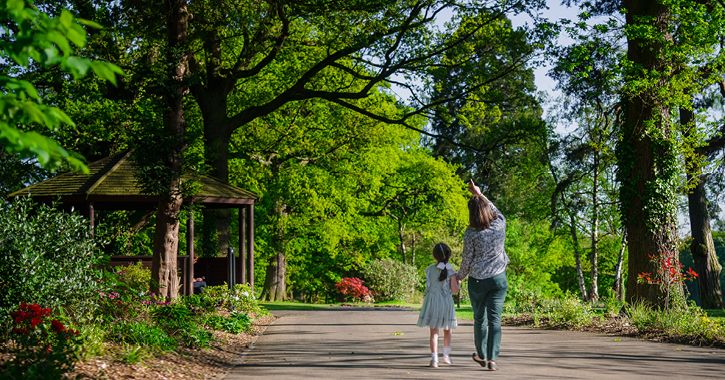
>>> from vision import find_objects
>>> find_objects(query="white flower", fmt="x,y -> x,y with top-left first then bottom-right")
241,291 -> 249,297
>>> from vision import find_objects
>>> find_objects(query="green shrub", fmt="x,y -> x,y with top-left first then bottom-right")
550,293 -> 592,328
206,312 -> 252,334
203,284 -> 268,315
2,303 -> 80,380
181,294 -> 217,316
0,197 -> 108,334
627,301 -> 658,329
113,262 -> 152,294
361,259 -> 419,302
151,301 -> 213,349
111,321 -> 177,351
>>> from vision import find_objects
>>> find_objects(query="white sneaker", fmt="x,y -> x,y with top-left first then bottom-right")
441,355 -> 452,365
429,359 -> 438,368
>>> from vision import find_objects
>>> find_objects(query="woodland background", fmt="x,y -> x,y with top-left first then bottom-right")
2,0 -> 725,310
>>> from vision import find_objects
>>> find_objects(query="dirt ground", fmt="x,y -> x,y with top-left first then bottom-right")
66,315 -> 277,380
0,314 -> 276,380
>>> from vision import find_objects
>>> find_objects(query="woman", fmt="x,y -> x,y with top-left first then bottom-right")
456,179 -> 509,371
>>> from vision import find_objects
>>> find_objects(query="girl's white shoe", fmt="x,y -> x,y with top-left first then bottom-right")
441,355 -> 452,364
429,359 -> 438,368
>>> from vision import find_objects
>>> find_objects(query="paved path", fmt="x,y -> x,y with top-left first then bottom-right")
224,308 -> 725,379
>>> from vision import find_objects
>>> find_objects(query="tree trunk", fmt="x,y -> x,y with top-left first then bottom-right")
613,231 -> 627,300
687,179 -> 723,308
622,0 -> 680,308
682,106 -> 724,309
261,249 -> 287,302
196,82 -> 233,256
151,0 -> 190,301
590,152 -> 600,301
260,200 -> 288,301
569,212 -> 589,300
398,219 -> 408,265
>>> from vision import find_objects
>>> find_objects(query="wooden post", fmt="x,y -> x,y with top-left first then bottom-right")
246,204 -> 254,290
187,210 -> 194,296
88,202 -> 95,236
228,247 -> 235,289
238,207 -> 246,285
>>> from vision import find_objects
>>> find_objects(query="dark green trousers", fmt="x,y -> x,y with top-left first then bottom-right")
468,271 -> 508,361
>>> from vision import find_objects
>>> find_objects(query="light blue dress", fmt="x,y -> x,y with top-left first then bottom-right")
416,264 -> 457,330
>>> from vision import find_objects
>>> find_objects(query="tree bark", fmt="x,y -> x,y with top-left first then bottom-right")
569,212 -> 589,300
590,152 -> 600,301
261,249 -> 287,302
151,0 -> 190,301
687,174 -> 724,308
200,95 -> 233,256
398,219 -> 408,265
260,201 -> 288,301
622,0 -> 680,307
682,106 -> 724,309
613,231 -> 627,300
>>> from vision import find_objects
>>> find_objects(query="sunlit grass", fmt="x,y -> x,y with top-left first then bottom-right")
455,304 -> 473,320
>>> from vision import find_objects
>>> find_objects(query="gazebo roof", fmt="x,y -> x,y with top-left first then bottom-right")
9,150 -> 258,210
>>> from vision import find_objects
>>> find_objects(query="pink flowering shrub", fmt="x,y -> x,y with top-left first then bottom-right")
335,278 -> 374,303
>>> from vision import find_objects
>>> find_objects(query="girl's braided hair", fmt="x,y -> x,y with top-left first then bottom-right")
432,243 -> 452,281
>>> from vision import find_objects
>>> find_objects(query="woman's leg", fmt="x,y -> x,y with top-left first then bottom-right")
468,278 -> 489,360
429,328 -> 439,353
485,272 -> 508,362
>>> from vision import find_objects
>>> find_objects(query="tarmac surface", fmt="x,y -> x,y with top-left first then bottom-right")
224,308 -> 725,379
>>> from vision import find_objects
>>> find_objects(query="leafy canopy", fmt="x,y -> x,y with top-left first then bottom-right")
0,0 -> 122,172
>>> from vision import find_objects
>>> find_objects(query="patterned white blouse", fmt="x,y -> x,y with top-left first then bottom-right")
457,201 -> 509,281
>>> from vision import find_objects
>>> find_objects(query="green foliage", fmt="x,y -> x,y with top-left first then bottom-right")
360,259 -> 419,302
111,321 -> 177,352
113,262 -> 152,294
2,303 -> 80,380
0,197 -> 107,332
550,293 -> 593,328
151,302 -> 213,349
203,284 -> 267,315
505,218 -> 569,299
626,301 -> 659,330
0,0 -> 122,172
206,312 -> 252,334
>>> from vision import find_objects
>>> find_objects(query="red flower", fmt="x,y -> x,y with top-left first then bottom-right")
50,319 -> 66,333
30,317 -> 42,328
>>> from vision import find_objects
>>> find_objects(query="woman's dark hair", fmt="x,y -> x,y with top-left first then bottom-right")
468,194 -> 497,231
432,243 -> 452,281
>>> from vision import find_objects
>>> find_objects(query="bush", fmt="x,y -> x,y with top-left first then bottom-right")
151,301 -> 213,349
361,259 -> 419,302
203,284 -> 267,315
0,197 -> 108,333
111,321 -> 177,352
334,278 -> 373,303
550,293 -> 593,328
113,262 -> 152,294
2,303 -> 80,380
206,312 -> 252,334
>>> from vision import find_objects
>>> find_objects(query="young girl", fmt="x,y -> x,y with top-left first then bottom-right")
417,243 -> 460,368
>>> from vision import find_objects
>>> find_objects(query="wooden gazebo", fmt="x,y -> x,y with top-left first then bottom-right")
8,150 -> 259,295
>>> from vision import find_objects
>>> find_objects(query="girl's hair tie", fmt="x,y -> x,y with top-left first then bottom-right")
437,262 -> 453,271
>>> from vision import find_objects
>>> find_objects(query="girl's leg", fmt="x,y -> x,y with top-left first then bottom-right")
429,328 -> 439,353
442,329 -> 452,363
429,328 -> 440,367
